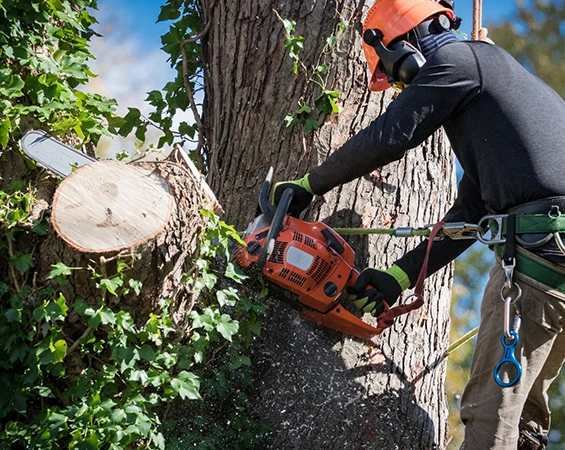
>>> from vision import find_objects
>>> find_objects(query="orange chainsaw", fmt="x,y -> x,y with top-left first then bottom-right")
232,169 -> 389,340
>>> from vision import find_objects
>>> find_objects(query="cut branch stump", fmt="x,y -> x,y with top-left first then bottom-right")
40,151 -> 221,330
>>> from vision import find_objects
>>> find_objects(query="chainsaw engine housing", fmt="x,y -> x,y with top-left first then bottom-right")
235,214 -> 356,313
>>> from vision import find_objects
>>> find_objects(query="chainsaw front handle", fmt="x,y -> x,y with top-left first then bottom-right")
256,187 -> 294,271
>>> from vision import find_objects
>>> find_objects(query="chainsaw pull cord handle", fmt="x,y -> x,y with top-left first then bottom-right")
256,187 -> 294,271
376,221 -> 446,330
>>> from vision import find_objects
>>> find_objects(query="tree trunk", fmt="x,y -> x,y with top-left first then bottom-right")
202,1 -> 456,449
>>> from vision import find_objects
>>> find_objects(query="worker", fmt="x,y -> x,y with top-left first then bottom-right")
272,0 -> 565,449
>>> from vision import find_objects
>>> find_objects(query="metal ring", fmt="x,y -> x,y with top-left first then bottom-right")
515,233 -> 554,249
500,282 -> 522,303
554,232 -> 565,255
548,206 -> 562,219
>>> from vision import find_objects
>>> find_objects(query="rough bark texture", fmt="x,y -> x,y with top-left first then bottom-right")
202,1 -> 456,448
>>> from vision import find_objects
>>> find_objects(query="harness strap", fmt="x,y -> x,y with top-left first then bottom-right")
492,214 -> 565,235
495,244 -> 565,296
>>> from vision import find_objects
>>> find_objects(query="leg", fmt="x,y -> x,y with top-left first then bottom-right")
459,263 -> 565,450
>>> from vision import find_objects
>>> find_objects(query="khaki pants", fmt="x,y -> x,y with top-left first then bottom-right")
460,262 -> 565,450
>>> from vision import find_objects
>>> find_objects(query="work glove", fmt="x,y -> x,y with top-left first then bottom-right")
271,173 -> 314,217
349,265 -> 411,317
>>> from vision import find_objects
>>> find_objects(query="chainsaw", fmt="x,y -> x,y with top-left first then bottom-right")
232,168 -> 400,340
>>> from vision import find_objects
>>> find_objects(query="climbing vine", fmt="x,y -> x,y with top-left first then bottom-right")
0,1 -> 269,448
276,8 -> 350,135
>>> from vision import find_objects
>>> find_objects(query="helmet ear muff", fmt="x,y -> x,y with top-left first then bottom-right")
363,29 -> 426,86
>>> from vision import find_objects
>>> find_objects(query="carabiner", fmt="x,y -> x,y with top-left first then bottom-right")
494,330 -> 522,387
477,214 -> 508,245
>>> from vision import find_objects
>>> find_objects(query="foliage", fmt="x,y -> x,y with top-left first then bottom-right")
0,1 -> 270,448
488,0 -> 565,99
276,9 -> 349,135
0,173 -> 267,449
0,0 -> 119,148
147,0 -> 204,160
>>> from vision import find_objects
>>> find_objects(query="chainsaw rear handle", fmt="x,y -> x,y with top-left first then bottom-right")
256,186 -> 294,270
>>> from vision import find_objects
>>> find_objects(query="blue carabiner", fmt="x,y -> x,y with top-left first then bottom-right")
494,330 -> 522,388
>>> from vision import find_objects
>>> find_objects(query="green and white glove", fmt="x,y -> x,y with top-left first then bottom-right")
271,173 -> 314,217
349,265 -> 411,316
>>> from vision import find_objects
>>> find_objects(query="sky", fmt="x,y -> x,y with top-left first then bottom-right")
87,0 -> 519,156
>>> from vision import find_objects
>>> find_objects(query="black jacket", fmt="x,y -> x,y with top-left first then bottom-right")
308,40 -> 565,284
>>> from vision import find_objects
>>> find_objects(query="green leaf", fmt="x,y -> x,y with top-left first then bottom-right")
0,116 -> 10,149
302,117 -> 318,135
32,219 -> 49,235
98,277 -> 123,296
51,339 -> 67,363
10,253 -> 33,275
128,278 -> 142,295
48,262 -> 73,279
284,113 -> 298,129
170,371 -> 201,400
314,90 -> 340,114
216,314 -> 239,341
100,308 -> 115,325
157,4 -> 181,22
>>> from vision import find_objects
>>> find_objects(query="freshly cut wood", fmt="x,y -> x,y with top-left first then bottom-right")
51,159 -> 173,253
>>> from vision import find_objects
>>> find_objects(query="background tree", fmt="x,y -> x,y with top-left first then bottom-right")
199,1 -> 457,448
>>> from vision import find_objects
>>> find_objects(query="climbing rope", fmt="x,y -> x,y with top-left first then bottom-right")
472,0 -> 483,41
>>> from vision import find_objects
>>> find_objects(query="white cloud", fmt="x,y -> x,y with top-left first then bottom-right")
85,3 -> 194,159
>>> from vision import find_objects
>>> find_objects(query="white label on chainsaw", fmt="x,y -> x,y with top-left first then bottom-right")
286,247 -> 314,271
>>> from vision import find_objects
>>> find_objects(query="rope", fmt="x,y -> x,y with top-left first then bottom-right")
472,0 -> 483,41
332,227 -> 431,237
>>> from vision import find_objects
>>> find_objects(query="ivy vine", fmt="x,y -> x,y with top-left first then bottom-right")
0,1 -> 269,448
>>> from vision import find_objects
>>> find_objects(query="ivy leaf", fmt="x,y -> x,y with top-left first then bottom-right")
128,278 -> 142,296
302,117 -> 318,136
32,219 -> 49,235
48,262 -> 72,279
157,4 -> 181,22
315,90 -> 340,114
10,253 -> 33,275
216,314 -> 239,341
170,371 -> 201,400
98,277 -> 124,296
0,116 -> 10,149
284,113 -> 298,129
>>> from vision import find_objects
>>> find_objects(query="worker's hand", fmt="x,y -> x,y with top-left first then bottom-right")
271,174 -> 314,217
349,265 -> 410,316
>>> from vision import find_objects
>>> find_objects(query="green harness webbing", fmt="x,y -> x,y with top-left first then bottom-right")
494,245 -> 565,295
494,214 -> 565,235
491,214 -> 565,294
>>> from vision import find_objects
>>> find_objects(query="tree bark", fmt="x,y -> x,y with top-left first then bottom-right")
202,1 -> 456,448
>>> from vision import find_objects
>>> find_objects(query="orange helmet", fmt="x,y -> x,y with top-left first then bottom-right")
362,0 -> 456,91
